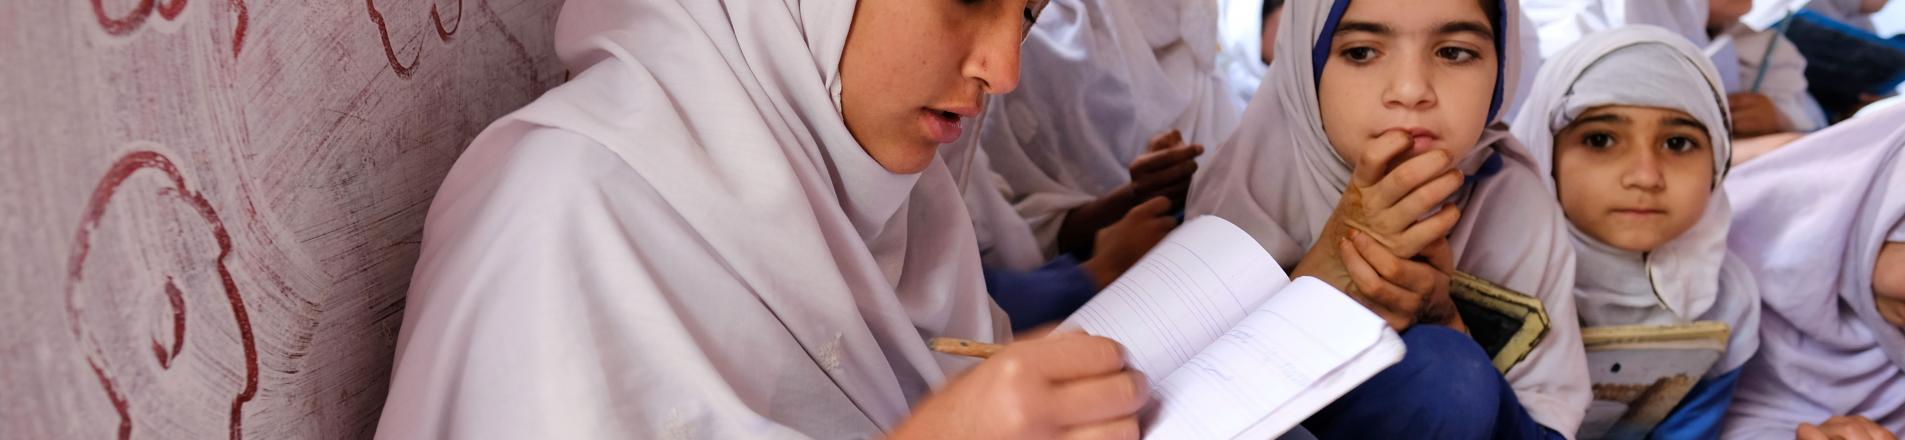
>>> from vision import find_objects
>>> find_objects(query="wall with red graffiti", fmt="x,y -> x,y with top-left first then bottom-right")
0,0 -> 565,438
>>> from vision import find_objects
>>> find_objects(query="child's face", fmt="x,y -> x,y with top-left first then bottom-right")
1553,105 -> 1715,253
1318,0 -> 1498,168
1875,242 -> 1905,329
839,0 -> 1038,173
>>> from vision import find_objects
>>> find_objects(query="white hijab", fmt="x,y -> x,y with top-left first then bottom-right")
977,0 -> 1240,256
1522,0 -> 1747,93
1511,26 -> 1760,376
1722,104 -> 1905,436
946,115 -> 1051,271
376,0 -> 1005,437
1186,0 -> 1592,435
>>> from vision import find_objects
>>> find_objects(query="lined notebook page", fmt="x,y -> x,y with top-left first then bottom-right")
1058,216 -> 1290,378
1144,277 -> 1403,439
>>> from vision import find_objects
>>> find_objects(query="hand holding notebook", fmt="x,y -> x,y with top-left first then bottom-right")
1036,216 -> 1405,439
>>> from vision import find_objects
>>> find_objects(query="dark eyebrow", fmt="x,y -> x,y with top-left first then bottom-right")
1575,113 -> 1629,125
1663,116 -> 1709,133
1334,21 -> 1393,37
1436,20 -> 1495,40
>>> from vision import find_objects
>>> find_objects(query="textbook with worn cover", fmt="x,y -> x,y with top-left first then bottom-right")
1576,321 -> 1731,440
1058,216 -> 1405,439
1450,271 -> 1550,373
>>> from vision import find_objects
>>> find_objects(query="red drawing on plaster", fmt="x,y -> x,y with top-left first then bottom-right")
369,0 -> 420,78
433,0 -> 463,41
66,151 -> 258,440
157,0 -> 186,19
151,277 -> 186,369
91,0 -> 158,36
89,0 -> 249,57
230,0 -> 248,56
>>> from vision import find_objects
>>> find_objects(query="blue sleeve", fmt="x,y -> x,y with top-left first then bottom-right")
982,256 -> 1099,332
1648,368 -> 1744,440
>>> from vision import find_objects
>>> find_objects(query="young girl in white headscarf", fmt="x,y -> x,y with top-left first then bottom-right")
1521,0 -> 1830,141
1721,103 -> 1905,439
372,0 -> 1156,437
1510,25 -> 1762,439
976,0 -> 1239,263
1188,0 -> 1592,437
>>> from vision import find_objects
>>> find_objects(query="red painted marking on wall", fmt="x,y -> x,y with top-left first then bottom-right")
368,0 -> 419,79
91,0 -> 156,35
150,277 -> 186,369
88,359 -> 132,439
156,0 -> 186,20
66,151 -> 259,440
432,0 -> 462,41
229,0 -> 248,56
89,0 -> 246,58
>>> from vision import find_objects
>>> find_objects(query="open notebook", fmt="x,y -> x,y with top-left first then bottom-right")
1577,321 -> 1730,440
1056,216 -> 1405,439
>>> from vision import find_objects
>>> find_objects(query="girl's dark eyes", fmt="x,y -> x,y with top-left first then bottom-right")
1664,136 -> 1702,153
1340,47 -> 1378,62
1336,46 -> 1479,64
1583,132 -> 1615,149
1437,47 -> 1480,63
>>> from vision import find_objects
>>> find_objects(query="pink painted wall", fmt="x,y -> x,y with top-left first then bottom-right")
0,0 -> 565,438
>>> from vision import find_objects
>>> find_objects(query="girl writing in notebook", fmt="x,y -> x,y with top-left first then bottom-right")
374,0 -> 1154,437
1720,102 -> 1905,438
1510,25 -> 1761,439
1187,0 -> 1591,437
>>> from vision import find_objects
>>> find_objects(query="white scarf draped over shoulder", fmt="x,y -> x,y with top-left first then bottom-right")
1510,25 -> 1761,378
374,0 -> 1006,438
1722,104 -> 1905,437
976,0 -> 1241,258
1186,0 -> 1592,435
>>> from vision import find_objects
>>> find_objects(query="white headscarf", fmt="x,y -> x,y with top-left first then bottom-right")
946,115 -> 1050,271
375,0 -> 1006,437
1722,104 -> 1905,436
977,0 -> 1241,256
1185,0 -> 1592,435
1522,0 -> 1747,92
1511,26 -> 1760,377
